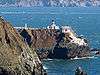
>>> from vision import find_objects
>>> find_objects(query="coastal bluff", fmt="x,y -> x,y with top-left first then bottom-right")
19,23 -> 90,59
0,17 -> 44,75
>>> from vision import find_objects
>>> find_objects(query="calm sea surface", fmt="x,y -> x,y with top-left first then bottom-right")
0,7 -> 100,75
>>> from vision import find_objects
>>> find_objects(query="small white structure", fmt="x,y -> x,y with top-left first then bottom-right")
14,24 -> 34,30
24,23 -> 28,29
47,20 -> 59,29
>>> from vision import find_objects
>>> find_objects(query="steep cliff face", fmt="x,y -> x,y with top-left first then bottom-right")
20,28 -> 90,59
20,29 -> 57,59
0,17 -> 43,75
20,29 -> 56,49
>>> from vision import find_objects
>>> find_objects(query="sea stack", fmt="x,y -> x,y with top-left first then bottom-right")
0,17 -> 43,75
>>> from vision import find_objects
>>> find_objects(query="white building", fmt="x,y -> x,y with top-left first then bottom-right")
47,20 -> 59,29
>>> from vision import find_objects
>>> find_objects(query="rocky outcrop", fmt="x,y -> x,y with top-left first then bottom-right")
19,28 -> 90,59
19,29 -> 57,59
75,67 -> 87,75
95,51 -> 100,55
0,17 -> 44,75
91,48 -> 100,55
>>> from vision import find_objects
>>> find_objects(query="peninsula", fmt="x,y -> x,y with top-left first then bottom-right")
18,20 -> 90,59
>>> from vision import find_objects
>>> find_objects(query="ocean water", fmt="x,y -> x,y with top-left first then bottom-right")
0,7 -> 100,75
43,57 -> 100,75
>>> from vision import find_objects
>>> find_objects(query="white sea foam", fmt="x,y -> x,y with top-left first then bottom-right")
78,16 -> 83,19
71,56 -> 98,60
43,59 -> 53,62
43,66 -> 48,69
45,58 -> 53,61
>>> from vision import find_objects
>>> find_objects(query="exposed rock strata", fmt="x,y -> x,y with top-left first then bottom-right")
20,28 -> 90,59
0,17 -> 43,75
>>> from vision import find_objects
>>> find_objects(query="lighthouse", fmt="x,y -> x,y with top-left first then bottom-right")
47,20 -> 59,29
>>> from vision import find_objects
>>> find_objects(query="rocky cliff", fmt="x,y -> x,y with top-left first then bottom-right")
0,17 -> 43,75
19,29 -> 56,59
19,28 -> 90,59
0,0 -> 100,7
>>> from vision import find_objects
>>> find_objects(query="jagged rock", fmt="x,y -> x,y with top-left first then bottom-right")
96,51 -> 100,55
20,29 -> 57,59
0,17 -> 43,75
19,28 -> 90,59
75,67 -> 87,75
91,48 -> 100,55
20,29 -> 57,49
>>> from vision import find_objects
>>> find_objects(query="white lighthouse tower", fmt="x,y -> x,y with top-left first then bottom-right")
47,20 -> 59,29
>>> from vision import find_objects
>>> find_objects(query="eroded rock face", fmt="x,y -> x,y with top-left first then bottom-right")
20,28 -> 90,59
20,29 -> 58,59
0,17 -> 43,75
